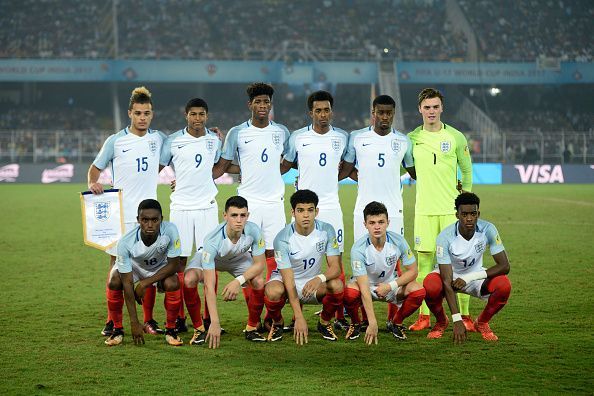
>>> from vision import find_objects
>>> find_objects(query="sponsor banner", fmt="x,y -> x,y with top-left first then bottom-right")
0,163 -> 235,184
1,59 -> 590,84
503,164 -> 594,183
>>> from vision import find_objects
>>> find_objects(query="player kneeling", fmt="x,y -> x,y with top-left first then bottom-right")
424,192 -> 512,343
185,196 -> 267,349
264,190 -> 343,344
105,199 -> 183,346
344,202 -> 425,344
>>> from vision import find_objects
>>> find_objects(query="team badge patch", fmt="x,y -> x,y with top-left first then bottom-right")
331,138 -> 341,152
353,260 -> 363,272
202,251 -> 211,263
206,139 -> 215,153
331,237 -> 338,249
316,240 -> 325,253
174,239 -> 181,249
475,241 -> 485,254
386,255 -> 397,267
274,250 -> 282,261
258,238 -> 265,249
495,234 -> 502,245
391,140 -> 401,152
148,140 -> 158,154
272,132 -> 281,147
94,202 -> 111,222
157,241 -> 168,254
436,246 -> 443,258
440,141 -> 451,153
407,249 -> 414,259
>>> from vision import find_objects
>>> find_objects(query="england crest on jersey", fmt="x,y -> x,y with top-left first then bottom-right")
149,139 -> 158,155
391,140 -> 401,153
206,139 -> 215,153
316,240 -> 325,253
386,254 -> 397,267
272,132 -> 281,147
331,138 -> 341,152
94,201 -> 111,222
440,141 -> 451,153
475,240 -> 485,254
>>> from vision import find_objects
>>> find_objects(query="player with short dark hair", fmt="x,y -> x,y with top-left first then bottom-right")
105,199 -> 183,346
280,90 -> 350,330
184,196 -> 267,348
423,192 -> 511,343
88,86 -> 168,339
218,82 -> 290,284
264,190 -> 343,344
344,201 -> 425,344
160,97 -> 225,334
407,87 -> 474,332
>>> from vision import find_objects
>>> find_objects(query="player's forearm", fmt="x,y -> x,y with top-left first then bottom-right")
337,162 -> 355,181
244,256 -> 265,282
282,272 -> 304,319
439,265 -> 460,315
280,160 -> 293,175
203,271 -> 220,324
488,251 -> 510,278
458,157 -> 473,191
122,279 -> 140,325
396,264 -> 418,286
87,165 -> 101,186
142,260 -> 178,286
360,289 -> 377,325
323,257 -> 342,281
212,159 -> 231,179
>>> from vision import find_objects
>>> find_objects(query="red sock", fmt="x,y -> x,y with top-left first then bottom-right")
320,292 -> 344,322
242,286 -> 252,305
164,289 -> 182,329
183,285 -> 202,329
478,275 -> 512,323
142,285 -> 156,323
423,272 -> 447,323
393,289 -> 426,324
247,288 -> 265,327
105,268 -> 112,321
343,287 -> 361,324
387,303 -> 399,322
264,296 -> 285,323
106,288 -> 124,328
265,256 -> 277,282
335,270 -> 346,320
177,272 -> 185,319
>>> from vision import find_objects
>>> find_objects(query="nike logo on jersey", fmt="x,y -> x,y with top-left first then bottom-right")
290,251 -> 300,256
364,262 -> 374,266
244,140 -> 254,144
362,143 -> 372,146
302,143 -> 312,147
122,148 -> 132,152
177,145 -> 187,149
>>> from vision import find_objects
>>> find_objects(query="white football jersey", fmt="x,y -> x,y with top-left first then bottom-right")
350,231 -> 416,286
160,128 -> 222,210
93,127 -> 165,223
284,125 -> 348,209
115,221 -> 181,278
200,221 -> 266,269
344,127 -> 413,218
273,220 -> 340,281
436,219 -> 505,276
222,120 -> 289,204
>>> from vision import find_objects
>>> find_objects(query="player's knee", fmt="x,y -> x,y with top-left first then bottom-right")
250,277 -> 265,290
343,286 -> 361,304
327,278 -> 343,293
162,275 -> 180,292
264,281 -> 284,300
107,275 -> 122,291
423,273 -> 443,298
492,275 -> 512,298
406,280 -> 424,294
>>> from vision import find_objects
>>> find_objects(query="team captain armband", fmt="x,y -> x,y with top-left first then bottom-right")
459,270 -> 488,284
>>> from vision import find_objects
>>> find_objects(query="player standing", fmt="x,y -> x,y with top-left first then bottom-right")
105,199 -> 183,346
88,87 -> 167,338
280,90 -> 349,331
219,83 -> 290,282
407,88 -> 474,332
423,193 -> 511,342
264,190 -> 343,344
339,95 -> 415,241
344,202 -> 425,344
160,97 -> 225,334
184,196 -> 267,348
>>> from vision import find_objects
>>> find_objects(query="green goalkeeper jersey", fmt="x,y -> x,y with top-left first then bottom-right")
408,123 -> 472,215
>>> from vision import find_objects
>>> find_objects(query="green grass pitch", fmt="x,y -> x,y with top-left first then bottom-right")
0,183 -> 592,394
